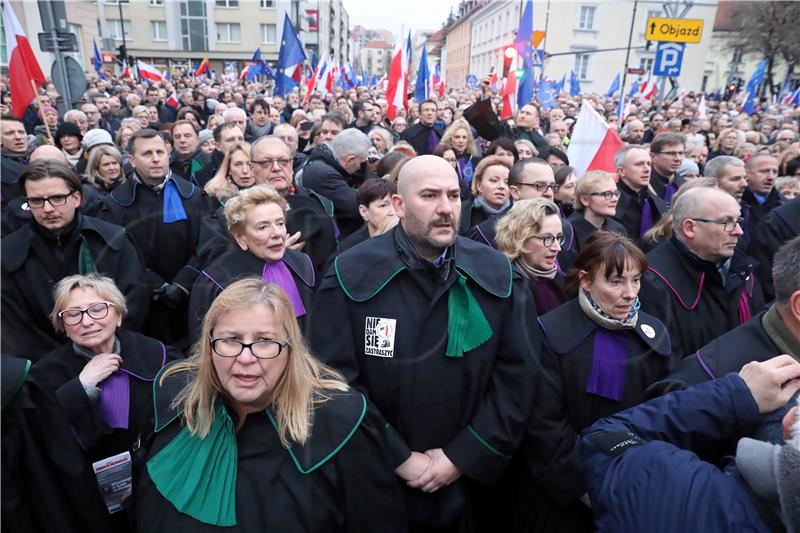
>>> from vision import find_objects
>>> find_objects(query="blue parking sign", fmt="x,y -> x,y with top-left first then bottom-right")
654,42 -> 685,77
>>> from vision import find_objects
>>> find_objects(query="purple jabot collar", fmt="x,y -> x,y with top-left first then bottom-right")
262,261 -> 306,317
585,328 -> 628,401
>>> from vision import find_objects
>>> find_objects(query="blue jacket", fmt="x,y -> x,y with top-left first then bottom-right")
581,374 -> 776,532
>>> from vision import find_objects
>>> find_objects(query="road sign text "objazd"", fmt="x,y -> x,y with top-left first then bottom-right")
645,18 -> 704,43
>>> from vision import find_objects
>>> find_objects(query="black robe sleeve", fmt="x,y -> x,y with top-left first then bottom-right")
462,97 -> 511,142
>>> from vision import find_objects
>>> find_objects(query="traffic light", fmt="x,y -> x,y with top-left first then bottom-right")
504,46 -> 517,59
118,44 -> 127,61
515,67 -> 525,79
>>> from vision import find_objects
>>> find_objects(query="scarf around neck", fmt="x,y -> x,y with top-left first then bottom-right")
578,288 -> 639,330
473,195 -> 510,216
513,257 -> 557,280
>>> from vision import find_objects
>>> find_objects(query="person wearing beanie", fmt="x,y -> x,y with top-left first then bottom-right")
54,122 -> 83,169
198,129 -> 215,154
582,355 -> 800,533
76,128 -> 114,177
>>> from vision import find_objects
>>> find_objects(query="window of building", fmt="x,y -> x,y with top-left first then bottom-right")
575,53 -> 591,79
68,23 -> 84,67
260,23 -> 277,44
149,0 -> 164,5
108,19 -> 132,40
0,14 -> 7,65
215,0 -> 239,7
639,57 -> 654,73
732,46 -> 744,64
180,1 -> 207,51
578,6 -> 596,30
151,21 -> 167,41
216,23 -> 241,43
260,0 -> 274,7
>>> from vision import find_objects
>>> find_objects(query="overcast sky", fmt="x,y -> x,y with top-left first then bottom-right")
342,0 -> 458,36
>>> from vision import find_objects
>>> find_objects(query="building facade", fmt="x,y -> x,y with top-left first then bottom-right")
359,40 -> 393,79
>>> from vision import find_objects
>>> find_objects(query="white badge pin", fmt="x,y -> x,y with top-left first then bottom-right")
640,324 -> 656,339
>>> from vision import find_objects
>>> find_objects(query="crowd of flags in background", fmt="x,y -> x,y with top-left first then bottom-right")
2,1 -> 797,124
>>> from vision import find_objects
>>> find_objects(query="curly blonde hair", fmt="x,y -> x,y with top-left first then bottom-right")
440,118 -> 477,156
224,184 -> 289,236
495,198 -> 560,261
204,142 -> 251,202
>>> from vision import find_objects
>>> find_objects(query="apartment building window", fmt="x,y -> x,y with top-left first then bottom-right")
260,24 -> 277,44
149,0 -> 164,5
639,57 -> 654,72
108,19 -> 132,40
151,21 -> 167,41
216,23 -> 241,43
260,0 -> 274,7
180,1 -> 207,51
575,53 -> 591,79
578,6 -> 596,30
732,46 -> 744,64
216,0 -> 239,7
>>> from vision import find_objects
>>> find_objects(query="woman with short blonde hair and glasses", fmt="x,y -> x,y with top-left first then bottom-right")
568,170 -> 628,252
136,278 -> 405,531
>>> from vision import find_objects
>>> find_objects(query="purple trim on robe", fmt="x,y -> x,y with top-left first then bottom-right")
648,267 -> 705,310
98,372 -> 130,429
118,342 -> 167,381
283,253 -> 316,287
474,224 -> 492,246
695,350 -> 717,380
262,261 -> 306,317
585,329 -> 628,401
200,270 -> 225,291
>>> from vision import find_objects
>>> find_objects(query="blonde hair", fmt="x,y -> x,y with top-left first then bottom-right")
440,118 -> 477,156
776,176 -> 800,193
368,127 -> 394,154
643,177 -> 718,245
204,142 -> 251,202
574,170 -> 617,212
224,184 -> 288,236
374,214 -> 399,236
86,145 -> 125,189
495,198 -> 560,261
50,273 -> 128,332
161,278 -> 348,444
713,127 -> 741,151
471,155 -> 512,196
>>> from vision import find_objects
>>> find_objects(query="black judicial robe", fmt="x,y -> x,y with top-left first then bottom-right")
640,237 -> 764,357
525,273 -> 568,317
1,215 -> 149,360
400,121 -> 445,156
308,226 -> 540,530
458,198 -> 509,236
462,98 -> 549,154
27,330 -> 181,532
135,363 -> 406,532
613,181 -> 667,242
741,187 -> 783,238
468,213 -> 578,272
748,197 -> 799,302
567,212 -> 628,252
99,175 -> 215,345
2,356 -> 118,533
516,300 -> 675,533
188,247 -> 315,338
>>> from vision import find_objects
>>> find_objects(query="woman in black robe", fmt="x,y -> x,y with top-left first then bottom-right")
515,232 -> 678,532
567,170 -> 627,252
136,277 -> 406,532
188,185 -> 316,339
459,155 -> 512,235
28,273 -> 181,532
495,198 -> 567,315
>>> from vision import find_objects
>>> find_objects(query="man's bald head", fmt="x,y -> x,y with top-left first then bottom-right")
397,155 -> 458,197
30,144 -> 69,165
672,186 -> 743,261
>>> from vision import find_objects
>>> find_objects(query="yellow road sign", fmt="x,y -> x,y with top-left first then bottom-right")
645,18 -> 704,43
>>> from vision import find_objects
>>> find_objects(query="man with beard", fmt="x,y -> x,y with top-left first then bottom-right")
99,129 -> 215,347
169,120 -> 210,181
308,155 -> 539,532
640,187 -> 764,357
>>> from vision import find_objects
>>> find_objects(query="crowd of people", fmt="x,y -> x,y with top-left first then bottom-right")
1,68 -> 799,532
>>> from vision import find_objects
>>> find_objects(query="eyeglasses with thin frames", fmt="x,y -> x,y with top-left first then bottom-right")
691,217 -> 745,233
518,182 -> 558,192
589,190 -> 621,201
251,158 -> 292,169
210,337 -> 288,359
530,234 -> 566,248
58,302 -> 114,326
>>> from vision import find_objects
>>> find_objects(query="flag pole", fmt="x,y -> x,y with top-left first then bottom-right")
620,0 -> 638,112
31,80 -> 53,144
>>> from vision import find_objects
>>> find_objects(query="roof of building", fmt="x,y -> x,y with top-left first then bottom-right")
713,1 -> 740,31
363,41 -> 394,49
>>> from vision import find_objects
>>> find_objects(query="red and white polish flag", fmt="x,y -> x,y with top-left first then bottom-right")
567,101 -> 625,178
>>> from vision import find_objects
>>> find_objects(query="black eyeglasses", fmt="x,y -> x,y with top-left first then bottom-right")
58,302 -> 114,326
656,150 -> 685,157
589,190 -> 621,200
518,182 -> 558,192
251,158 -> 292,169
210,337 -> 288,359
26,191 -> 76,209
691,217 -> 744,233
530,234 -> 566,248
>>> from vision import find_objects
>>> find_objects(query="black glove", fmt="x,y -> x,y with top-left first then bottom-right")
153,282 -> 189,309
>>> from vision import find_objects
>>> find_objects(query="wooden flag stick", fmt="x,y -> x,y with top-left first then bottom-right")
31,80 -> 53,144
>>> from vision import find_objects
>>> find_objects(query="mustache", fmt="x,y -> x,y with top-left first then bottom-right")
430,215 -> 457,227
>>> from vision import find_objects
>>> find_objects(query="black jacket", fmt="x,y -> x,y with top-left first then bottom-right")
741,187 -> 782,240
0,151 -> 27,209
463,98 -> 549,154
613,180 -> 667,243
748,197 -> 800,301
640,236 -> 764,357
308,225 -> 540,528
1,215 -> 149,360
170,148 -> 210,182
568,211 -> 628,252
459,198 -> 510,235
136,362 -> 406,532
400,122 -> 444,156
193,149 -> 225,188
300,144 -> 363,237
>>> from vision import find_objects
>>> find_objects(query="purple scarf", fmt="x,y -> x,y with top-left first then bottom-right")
640,199 -> 653,236
262,261 -> 306,317
531,279 -> 564,315
585,329 -> 628,401
427,127 -> 440,154
98,372 -> 130,429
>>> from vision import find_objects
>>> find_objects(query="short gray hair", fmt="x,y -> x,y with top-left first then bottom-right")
222,107 -> 246,122
671,187 -> 712,234
614,145 -> 647,169
745,153 -> 778,171
773,236 -> 800,305
330,128 -> 371,161
51,273 -> 128,332
704,155 -> 744,179
64,109 -> 87,122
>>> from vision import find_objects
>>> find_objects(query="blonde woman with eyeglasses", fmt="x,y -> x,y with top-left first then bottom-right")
136,277 -> 405,531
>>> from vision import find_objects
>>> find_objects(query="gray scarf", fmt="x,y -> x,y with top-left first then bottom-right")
513,257 -> 557,280
578,288 -> 639,330
473,195 -> 510,215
